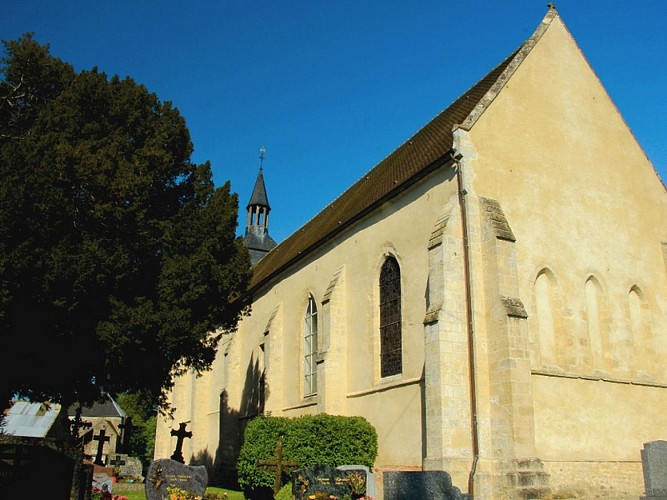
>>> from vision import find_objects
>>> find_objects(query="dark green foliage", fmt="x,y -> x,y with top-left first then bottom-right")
236,414 -> 378,492
0,34 -> 252,412
236,415 -> 291,491
116,390 -> 157,465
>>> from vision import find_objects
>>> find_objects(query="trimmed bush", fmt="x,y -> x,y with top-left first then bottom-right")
236,415 -> 290,491
237,414 -> 378,493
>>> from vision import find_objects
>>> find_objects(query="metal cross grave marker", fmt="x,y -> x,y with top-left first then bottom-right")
258,438 -> 300,495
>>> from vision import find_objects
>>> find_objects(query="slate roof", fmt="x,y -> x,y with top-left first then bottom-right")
66,395 -> 126,418
247,168 -> 270,210
248,9 -> 557,291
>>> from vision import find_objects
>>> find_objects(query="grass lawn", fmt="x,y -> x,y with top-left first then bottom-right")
113,485 -> 245,500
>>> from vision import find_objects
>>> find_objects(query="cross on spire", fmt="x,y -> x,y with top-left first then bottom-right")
259,147 -> 267,171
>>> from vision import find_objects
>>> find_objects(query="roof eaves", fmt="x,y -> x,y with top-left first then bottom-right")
249,150 -> 458,292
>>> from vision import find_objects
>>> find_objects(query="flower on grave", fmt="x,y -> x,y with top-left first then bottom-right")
166,484 -> 203,500
346,471 -> 366,495
307,493 -> 337,500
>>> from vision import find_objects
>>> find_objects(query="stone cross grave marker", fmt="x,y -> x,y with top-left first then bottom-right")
170,421 -> 192,464
93,427 -> 110,466
258,438 -> 300,495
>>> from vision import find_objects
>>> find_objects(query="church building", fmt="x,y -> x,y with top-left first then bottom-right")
155,7 -> 667,498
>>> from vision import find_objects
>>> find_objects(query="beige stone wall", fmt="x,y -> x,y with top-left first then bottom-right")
226,166 -> 460,470
465,14 -> 667,497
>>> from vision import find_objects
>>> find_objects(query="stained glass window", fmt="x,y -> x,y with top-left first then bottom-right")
304,295 -> 318,395
380,257 -> 402,377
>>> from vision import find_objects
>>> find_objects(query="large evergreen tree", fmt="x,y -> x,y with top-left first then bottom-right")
0,34 -> 252,412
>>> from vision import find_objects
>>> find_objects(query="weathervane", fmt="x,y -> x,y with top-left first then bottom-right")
259,147 -> 267,171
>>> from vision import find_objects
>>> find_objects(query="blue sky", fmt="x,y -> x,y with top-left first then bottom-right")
2,1 -> 666,243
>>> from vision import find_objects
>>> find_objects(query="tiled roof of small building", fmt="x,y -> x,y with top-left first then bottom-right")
66,395 -> 126,418
248,10 -> 557,291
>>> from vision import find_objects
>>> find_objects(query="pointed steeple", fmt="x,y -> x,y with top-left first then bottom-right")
247,166 -> 270,213
244,148 -> 277,265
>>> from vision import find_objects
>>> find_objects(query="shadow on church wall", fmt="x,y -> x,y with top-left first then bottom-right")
204,354 -> 268,488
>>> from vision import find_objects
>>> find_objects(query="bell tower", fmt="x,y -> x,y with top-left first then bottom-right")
244,148 -> 277,265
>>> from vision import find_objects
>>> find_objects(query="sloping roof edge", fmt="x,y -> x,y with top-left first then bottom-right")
458,6 -> 559,131
247,9 -> 558,292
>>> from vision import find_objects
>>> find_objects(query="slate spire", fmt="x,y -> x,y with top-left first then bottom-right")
244,148 -> 277,265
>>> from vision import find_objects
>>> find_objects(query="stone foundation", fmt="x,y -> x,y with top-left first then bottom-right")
543,460 -> 643,499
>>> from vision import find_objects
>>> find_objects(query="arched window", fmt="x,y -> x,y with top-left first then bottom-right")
380,256 -> 402,377
304,295 -> 318,396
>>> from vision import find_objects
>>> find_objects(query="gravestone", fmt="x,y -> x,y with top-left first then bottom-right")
145,458 -> 208,500
118,455 -> 144,480
293,464 -> 369,499
641,440 -> 667,500
338,465 -> 375,499
383,470 -> 463,500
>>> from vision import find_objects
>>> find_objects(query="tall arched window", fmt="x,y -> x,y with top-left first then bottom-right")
380,256 -> 402,377
304,295 -> 318,396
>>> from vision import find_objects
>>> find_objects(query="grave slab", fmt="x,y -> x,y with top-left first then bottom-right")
383,470 -> 463,500
293,464 -> 370,499
145,458 -> 207,500
642,441 -> 667,500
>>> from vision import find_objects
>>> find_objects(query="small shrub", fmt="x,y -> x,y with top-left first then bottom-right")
237,414 -> 378,495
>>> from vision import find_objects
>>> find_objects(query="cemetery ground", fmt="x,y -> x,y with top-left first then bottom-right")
112,484 -> 244,500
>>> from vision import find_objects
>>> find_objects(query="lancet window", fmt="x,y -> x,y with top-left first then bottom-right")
380,256 -> 402,377
304,295 -> 318,396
